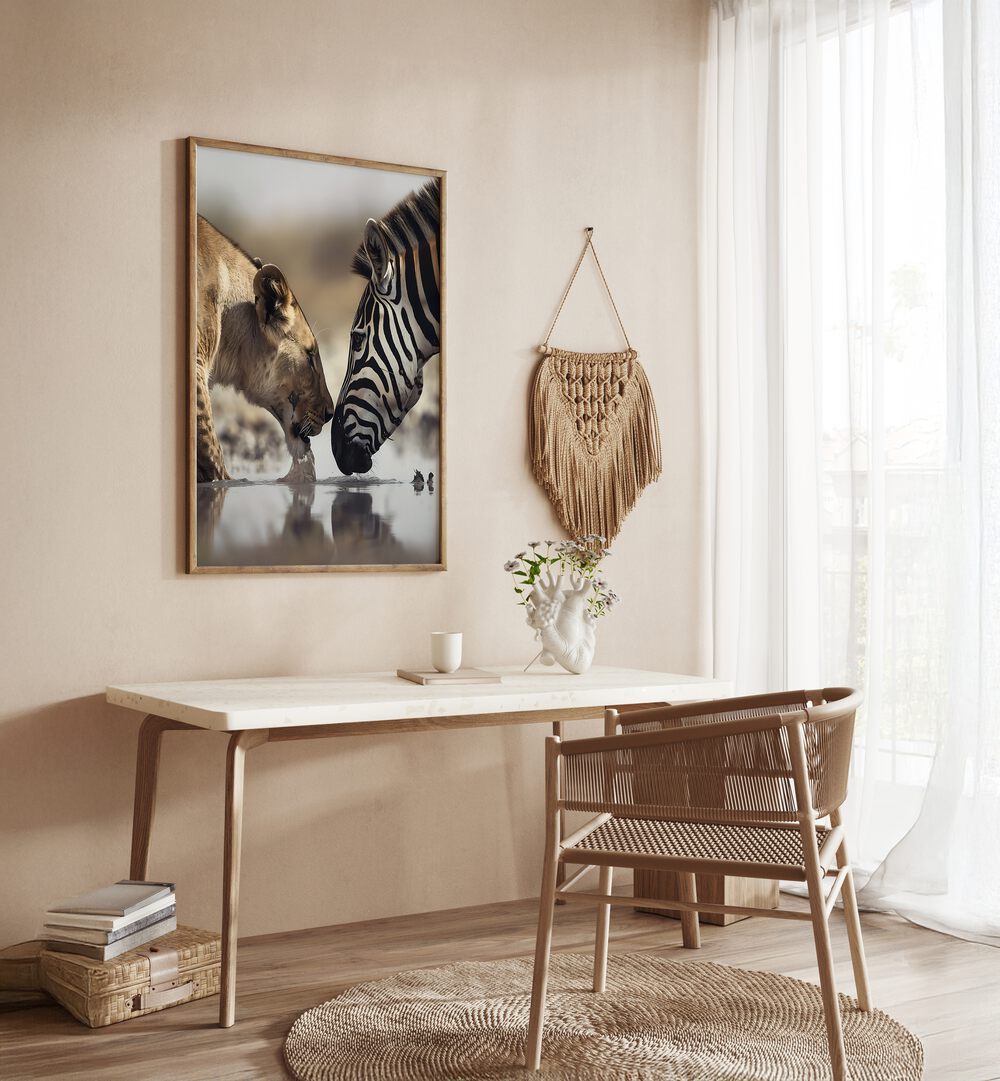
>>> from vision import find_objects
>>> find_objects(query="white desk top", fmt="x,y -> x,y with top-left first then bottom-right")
106,667 -> 729,733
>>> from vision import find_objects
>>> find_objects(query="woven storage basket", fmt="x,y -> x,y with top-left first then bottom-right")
39,926 -> 220,1027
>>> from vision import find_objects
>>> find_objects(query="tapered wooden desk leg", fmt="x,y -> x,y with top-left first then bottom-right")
130,715 -> 193,880
220,729 -> 268,1028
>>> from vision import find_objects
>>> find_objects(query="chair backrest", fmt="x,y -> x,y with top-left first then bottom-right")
799,689 -> 861,817
558,688 -> 861,825
616,690 -> 823,733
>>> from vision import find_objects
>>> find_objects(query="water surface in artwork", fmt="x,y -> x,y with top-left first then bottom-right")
196,478 -> 440,567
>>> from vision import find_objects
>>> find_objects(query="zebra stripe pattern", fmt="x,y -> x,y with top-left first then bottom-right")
330,178 -> 441,475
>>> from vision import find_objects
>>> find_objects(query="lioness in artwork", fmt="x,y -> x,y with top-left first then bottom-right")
195,216 -> 335,482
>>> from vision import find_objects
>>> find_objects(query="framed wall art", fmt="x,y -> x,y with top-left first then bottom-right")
187,137 -> 446,572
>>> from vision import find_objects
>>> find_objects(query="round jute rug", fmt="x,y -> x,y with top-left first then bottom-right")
284,952 -> 922,1080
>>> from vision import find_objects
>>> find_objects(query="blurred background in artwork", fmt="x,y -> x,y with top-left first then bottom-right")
197,145 -> 440,482
195,145 -> 441,566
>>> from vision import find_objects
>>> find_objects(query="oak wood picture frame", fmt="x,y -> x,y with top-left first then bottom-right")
186,136 -> 447,574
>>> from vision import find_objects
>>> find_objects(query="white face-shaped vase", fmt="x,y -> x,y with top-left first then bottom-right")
525,572 -> 596,675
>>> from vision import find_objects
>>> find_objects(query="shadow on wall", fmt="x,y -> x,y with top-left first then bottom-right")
0,696 -> 538,945
0,698 -> 136,945
162,137 -> 186,580
0,697 -> 135,834
0,698 -> 229,943
0,698 -> 203,942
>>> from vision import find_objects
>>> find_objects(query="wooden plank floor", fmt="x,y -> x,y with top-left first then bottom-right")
2,895 -> 998,1080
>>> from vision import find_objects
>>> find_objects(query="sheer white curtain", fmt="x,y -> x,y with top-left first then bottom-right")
700,0 -> 1000,943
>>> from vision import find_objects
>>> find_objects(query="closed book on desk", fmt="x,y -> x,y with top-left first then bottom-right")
397,668 -> 502,685
45,916 -> 176,961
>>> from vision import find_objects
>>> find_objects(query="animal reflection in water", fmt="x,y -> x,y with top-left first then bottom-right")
196,484 -> 227,542
282,485 -> 325,547
329,491 -> 398,552
196,483 -> 329,562
326,489 -> 417,563
195,481 -> 435,566
411,470 -> 435,493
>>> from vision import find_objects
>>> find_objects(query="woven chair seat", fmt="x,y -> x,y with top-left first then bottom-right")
570,816 -> 829,876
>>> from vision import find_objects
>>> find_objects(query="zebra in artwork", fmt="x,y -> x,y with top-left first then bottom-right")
330,178 -> 441,475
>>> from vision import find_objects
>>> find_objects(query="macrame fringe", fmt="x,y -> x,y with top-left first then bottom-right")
529,351 -> 662,542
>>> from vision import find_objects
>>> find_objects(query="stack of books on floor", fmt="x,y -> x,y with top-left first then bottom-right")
42,880 -> 176,961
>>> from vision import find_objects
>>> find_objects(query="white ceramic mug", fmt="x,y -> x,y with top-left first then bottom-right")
431,631 -> 462,673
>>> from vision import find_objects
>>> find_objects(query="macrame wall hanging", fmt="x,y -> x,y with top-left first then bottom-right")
530,228 -> 662,542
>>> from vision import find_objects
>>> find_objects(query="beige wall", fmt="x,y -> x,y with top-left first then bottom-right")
0,0 -> 707,945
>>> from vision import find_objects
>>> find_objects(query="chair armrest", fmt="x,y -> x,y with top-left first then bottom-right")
561,708 -> 805,757
806,688 -> 863,722
610,701 -> 671,713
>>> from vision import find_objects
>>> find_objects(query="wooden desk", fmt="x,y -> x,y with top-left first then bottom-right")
106,666 -> 729,1027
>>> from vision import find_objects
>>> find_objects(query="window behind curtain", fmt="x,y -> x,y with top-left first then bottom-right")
783,0 -> 947,864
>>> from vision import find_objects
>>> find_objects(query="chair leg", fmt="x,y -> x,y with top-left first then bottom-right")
790,720 -> 848,1080
830,810 -> 871,1011
677,872 -> 701,949
804,849 -> 848,1081
593,865 -> 613,992
526,850 -> 561,1071
552,721 -> 567,900
839,866 -> 871,1011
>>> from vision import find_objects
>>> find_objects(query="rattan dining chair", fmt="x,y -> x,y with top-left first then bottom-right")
525,688 -> 870,1081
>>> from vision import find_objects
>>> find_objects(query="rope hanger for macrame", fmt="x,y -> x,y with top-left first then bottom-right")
529,225 -> 661,543
540,227 -> 635,359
